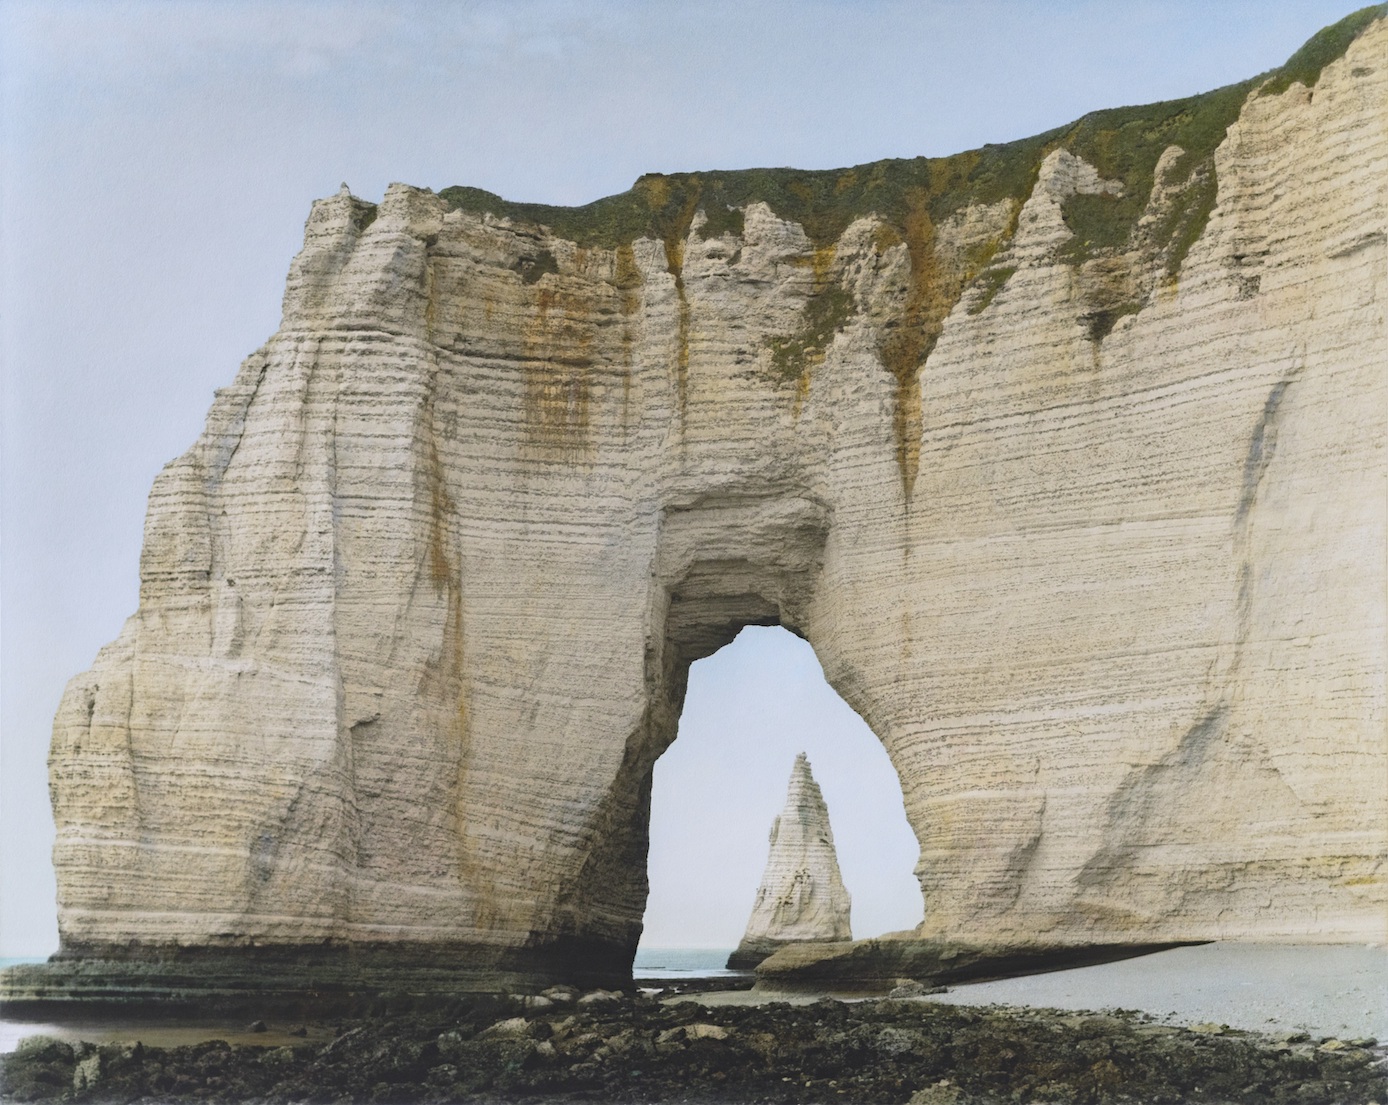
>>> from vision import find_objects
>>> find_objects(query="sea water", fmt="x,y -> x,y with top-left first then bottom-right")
632,947 -> 745,980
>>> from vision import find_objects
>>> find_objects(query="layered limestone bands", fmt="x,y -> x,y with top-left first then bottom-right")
48,19 -> 1387,982
728,754 -> 852,970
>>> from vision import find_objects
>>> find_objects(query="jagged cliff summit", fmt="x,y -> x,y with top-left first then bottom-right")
727,754 -> 852,971
10,8 -> 1385,1002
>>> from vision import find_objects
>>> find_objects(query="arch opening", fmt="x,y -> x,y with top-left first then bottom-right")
635,625 -> 923,973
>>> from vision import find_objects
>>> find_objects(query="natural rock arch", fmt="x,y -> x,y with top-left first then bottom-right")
535,489 -> 854,973
30,16 -> 1388,998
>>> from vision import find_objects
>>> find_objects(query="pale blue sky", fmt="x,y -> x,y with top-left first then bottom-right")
0,0 -> 1363,955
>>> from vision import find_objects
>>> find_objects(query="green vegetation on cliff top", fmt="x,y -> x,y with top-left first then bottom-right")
435,7 -> 1380,492
439,7 -> 1383,269
1262,3 -> 1386,95
440,135 -> 1056,257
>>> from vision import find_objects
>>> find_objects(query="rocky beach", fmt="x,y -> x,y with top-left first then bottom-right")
4,981 -> 1386,1105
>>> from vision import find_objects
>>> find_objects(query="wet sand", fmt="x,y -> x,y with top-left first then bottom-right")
0,1017 -> 336,1055
692,943 -> 1387,1041
932,943 -> 1387,1040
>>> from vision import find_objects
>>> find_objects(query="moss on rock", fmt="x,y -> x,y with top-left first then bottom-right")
767,285 -> 856,381
967,266 -> 1017,316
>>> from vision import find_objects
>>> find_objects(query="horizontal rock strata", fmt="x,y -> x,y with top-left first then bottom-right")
35,11 -> 1388,992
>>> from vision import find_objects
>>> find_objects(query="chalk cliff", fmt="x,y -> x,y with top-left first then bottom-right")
728,754 -> 852,970
43,10 -> 1387,987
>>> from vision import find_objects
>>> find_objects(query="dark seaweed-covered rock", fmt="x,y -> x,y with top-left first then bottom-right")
4,992 -> 1385,1104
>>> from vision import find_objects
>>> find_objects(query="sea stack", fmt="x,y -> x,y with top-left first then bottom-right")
727,754 -> 852,970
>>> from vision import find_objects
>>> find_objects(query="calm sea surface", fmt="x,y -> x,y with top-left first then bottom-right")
632,947 -> 742,979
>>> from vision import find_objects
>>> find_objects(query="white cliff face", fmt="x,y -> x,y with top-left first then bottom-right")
46,18 -> 1388,972
729,755 -> 851,967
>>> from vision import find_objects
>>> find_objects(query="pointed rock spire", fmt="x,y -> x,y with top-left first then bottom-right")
726,753 -> 852,969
